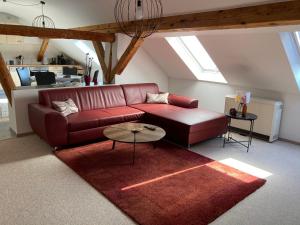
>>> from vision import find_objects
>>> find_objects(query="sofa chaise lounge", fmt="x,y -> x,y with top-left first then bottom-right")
28,83 -> 227,148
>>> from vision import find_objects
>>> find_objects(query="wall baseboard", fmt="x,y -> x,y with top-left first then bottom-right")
279,138 -> 300,146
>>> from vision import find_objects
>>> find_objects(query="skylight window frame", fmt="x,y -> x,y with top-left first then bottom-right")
165,36 -> 227,84
179,36 -> 219,73
293,32 -> 300,52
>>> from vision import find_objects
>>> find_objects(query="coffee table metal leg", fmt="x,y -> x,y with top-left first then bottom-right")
112,140 -> 116,150
132,141 -> 136,165
132,132 -> 136,165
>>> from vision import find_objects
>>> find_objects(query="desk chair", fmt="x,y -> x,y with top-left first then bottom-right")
35,72 -> 56,86
16,67 -> 31,86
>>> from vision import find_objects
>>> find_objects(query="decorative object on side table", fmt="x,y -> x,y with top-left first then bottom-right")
229,108 -> 237,116
223,112 -> 258,152
235,91 -> 251,117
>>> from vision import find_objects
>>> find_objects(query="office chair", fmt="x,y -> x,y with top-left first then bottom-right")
16,67 -> 31,86
35,72 -> 56,86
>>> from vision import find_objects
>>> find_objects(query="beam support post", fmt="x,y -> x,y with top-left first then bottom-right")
37,39 -> 49,62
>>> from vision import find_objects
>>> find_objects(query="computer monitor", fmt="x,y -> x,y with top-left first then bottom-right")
63,67 -> 78,76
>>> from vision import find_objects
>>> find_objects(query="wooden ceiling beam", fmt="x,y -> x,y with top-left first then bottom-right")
0,24 -> 115,42
74,0 -> 300,33
112,37 -> 144,75
37,39 -> 49,62
92,41 -> 108,76
0,53 -> 16,105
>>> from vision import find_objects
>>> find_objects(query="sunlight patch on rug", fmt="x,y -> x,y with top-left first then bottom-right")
219,158 -> 272,179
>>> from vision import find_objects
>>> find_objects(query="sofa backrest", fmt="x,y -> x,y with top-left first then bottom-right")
39,85 -> 127,111
121,83 -> 159,105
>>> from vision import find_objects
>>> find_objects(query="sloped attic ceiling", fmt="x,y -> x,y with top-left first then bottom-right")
143,27 -> 300,94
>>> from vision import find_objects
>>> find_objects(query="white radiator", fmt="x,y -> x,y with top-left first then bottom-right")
224,95 -> 283,142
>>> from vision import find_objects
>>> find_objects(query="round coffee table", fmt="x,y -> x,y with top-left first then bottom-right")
103,122 -> 166,165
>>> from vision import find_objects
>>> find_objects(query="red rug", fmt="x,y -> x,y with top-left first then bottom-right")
55,141 -> 266,225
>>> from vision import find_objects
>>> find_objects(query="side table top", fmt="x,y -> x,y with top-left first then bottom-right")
226,112 -> 257,121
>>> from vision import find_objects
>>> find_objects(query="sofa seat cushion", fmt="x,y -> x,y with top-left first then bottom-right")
67,110 -> 107,132
130,104 -> 226,133
67,107 -> 145,132
99,107 -> 145,126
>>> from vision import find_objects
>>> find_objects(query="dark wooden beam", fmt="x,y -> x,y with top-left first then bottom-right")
112,37 -> 144,75
107,43 -> 114,84
0,24 -> 115,42
92,41 -> 108,76
0,53 -> 16,105
74,0 -> 300,33
37,39 -> 49,62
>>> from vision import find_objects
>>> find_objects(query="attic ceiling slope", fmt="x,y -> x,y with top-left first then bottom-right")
143,31 -> 300,94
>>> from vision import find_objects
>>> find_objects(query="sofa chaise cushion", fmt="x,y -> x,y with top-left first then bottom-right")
130,103 -> 227,145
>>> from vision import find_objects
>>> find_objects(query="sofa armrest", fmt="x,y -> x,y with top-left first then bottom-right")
168,94 -> 198,108
28,103 -> 68,147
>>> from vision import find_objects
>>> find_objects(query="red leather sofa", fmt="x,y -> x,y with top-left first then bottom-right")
28,83 -> 227,148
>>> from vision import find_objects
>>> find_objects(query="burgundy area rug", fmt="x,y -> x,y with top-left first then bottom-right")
55,141 -> 266,225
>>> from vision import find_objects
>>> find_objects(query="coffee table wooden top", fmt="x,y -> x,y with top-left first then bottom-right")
103,123 -> 166,143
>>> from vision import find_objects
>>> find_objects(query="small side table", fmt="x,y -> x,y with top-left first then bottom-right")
223,112 -> 258,152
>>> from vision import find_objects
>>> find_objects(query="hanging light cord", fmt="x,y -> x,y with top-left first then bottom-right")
2,0 -> 41,7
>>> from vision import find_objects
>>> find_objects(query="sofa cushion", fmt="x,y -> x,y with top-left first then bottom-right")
52,98 -> 79,117
130,104 -> 226,133
67,110 -> 106,132
77,87 -> 106,111
67,107 -> 144,132
100,86 -> 127,108
146,92 -> 169,104
122,83 -> 159,105
39,88 -> 82,111
99,107 -> 145,126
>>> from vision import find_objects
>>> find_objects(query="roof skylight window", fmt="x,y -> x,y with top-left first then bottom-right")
75,41 -> 99,65
165,36 -> 227,83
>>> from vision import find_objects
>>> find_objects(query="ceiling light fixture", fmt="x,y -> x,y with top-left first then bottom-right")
3,0 -> 55,28
114,0 -> 163,38
32,1 -> 55,28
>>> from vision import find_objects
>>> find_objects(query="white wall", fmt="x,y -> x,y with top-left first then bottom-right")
1,38 -> 60,65
169,78 -> 300,143
115,35 -> 169,92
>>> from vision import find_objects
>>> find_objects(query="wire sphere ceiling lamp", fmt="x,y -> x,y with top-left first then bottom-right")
32,1 -> 55,28
114,0 -> 163,38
